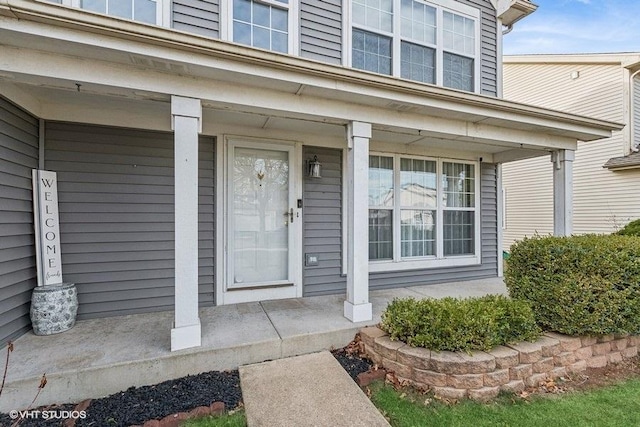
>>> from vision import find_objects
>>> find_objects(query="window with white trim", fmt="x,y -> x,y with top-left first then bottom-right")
442,161 -> 475,255
351,0 -> 479,92
49,0 -> 164,25
231,0 -> 291,53
82,0 -> 157,23
369,154 -> 479,269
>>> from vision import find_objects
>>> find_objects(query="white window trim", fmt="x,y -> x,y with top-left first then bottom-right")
367,153 -> 481,273
62,0 -> 169,27
221,0 -> 299,55
344,0 -> 481,93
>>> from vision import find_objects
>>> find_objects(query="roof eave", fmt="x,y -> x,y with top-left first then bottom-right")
498,0 -> 538,27
0,0 -> 622,142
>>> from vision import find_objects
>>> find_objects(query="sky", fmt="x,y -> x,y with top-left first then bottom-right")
503,0 -> 640,55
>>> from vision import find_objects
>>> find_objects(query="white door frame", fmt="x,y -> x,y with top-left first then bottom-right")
216,135 -> 303,305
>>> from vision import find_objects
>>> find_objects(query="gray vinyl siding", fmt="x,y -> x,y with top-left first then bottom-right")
634,76 -> 640,148
458,0 -> 498,96
300,0 -> 342,65
44,123 -> 215,319
302,156 -> 498,295
0,97 -> 39,343
370,162 -> 498,288
302,146 -> 346,296
172,0 -> 220,38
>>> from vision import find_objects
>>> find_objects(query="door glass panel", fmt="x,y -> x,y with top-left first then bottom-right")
232,147 -> 289,285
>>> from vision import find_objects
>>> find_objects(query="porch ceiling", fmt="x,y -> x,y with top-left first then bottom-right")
3,81 -> 542,160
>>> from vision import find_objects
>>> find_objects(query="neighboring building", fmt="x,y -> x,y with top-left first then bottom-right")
0,0 -> 619,349
502,53 -> 640,249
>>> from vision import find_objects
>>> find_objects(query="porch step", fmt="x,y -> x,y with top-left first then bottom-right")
239,351 -> 390,427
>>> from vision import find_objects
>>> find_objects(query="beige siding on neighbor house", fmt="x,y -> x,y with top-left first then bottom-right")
503,63 -> 624,122
502,61 -> 640,248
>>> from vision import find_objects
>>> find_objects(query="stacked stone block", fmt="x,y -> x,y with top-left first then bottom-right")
360,327 -> 639,401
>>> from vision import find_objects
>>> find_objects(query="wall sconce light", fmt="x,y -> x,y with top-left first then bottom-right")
308,155 -> 322,178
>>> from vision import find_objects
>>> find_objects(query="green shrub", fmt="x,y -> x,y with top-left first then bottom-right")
380,295 -> 540,352
617,218 -> 640,236
505,234 -> 640,336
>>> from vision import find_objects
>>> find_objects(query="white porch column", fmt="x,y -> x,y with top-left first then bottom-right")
171,95 -> 202,351
344,121 -> 372,322
496,163 -> 504,277
551,149 -> 575,236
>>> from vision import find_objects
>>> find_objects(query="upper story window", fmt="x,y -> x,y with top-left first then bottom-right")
48,0 -> 163,25
350,0 -> 480,92
230,0 -> 293,54
82,0 -> 157,23
232,0 -> 289,53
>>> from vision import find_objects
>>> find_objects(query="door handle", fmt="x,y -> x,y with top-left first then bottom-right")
284,208 -> 294,223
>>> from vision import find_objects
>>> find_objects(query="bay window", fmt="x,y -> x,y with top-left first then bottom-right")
351,0 -> 480,92
369,154 -> 480,271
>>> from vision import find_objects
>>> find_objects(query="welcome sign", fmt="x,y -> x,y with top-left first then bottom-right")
32,170 -> 63,286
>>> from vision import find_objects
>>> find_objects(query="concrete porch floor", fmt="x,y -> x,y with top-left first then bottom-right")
0,278 -> 506,412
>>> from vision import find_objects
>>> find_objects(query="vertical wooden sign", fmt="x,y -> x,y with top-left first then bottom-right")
32,170 -> 63,286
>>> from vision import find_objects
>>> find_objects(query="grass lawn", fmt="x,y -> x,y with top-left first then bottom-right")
370,379 -> 640,427
184,410 -> 247,427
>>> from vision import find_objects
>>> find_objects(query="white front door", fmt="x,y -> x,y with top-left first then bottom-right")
223,139 -> 301,304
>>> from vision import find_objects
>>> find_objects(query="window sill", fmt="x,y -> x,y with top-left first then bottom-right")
369,255 -> 480,273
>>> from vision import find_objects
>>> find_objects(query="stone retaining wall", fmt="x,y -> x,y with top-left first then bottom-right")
360,326 -> 639,401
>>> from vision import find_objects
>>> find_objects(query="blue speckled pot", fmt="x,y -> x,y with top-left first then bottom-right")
30,283 -> 78,335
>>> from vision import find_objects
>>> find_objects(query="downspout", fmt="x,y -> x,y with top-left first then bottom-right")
502,24 -> 514,35
630,69 -> 640,152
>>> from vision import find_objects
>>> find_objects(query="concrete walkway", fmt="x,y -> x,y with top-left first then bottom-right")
1,278 -> 506,411
240,352 -> 390,427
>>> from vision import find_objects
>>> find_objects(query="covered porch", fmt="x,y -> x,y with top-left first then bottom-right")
0,278 -> 506,412
0,1 -> 623,409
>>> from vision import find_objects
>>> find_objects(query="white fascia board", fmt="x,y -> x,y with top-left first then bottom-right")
504,53 -> 640,66
0,4 -> 623,142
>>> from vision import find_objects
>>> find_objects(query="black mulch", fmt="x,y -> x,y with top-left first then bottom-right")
0,370 -> 241,427
0,342 -> 373,427
332,348 -> 374,381
0,404 -> 76,427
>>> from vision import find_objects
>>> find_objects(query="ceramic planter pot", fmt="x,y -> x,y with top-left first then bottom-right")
30,283 -> 78,335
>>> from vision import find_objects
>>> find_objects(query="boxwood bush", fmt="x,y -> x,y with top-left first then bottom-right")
505,234 -> 640,336
617,218 -> 640,236
380,295 -> 540,352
